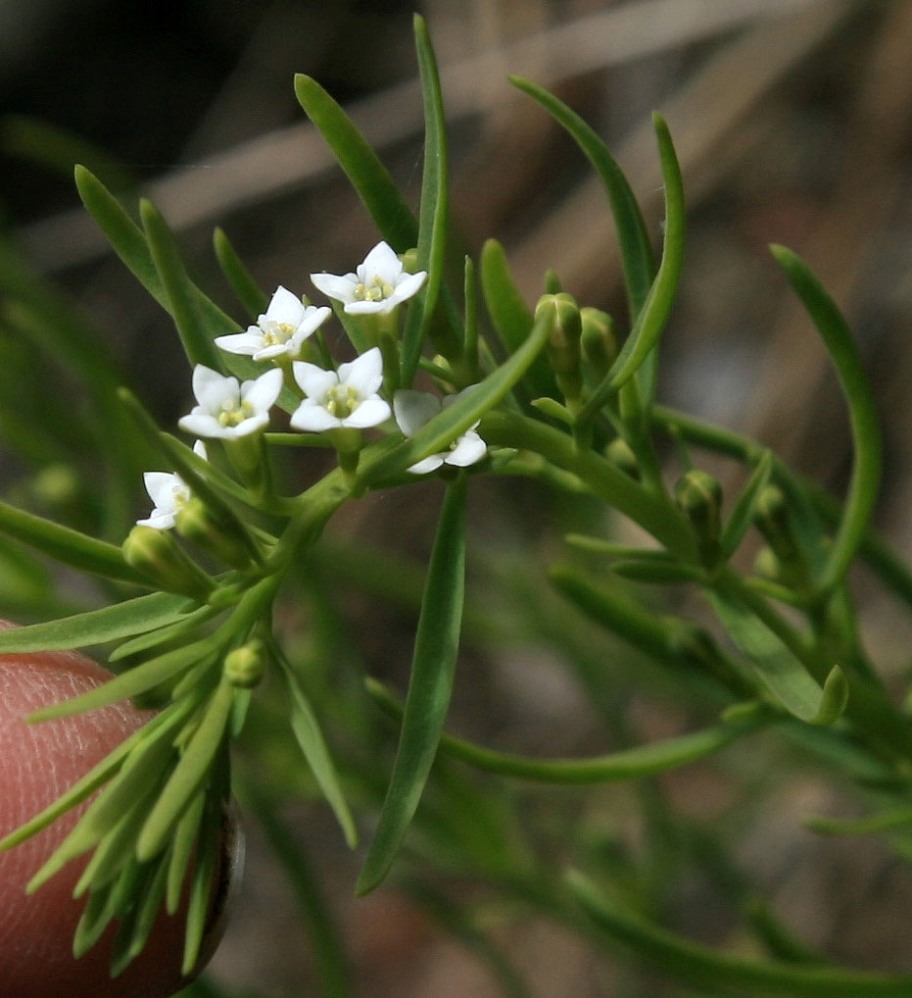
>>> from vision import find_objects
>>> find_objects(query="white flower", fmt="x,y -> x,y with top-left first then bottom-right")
178,366 -> 283,439
138,441 -> 207,530
393,387 -> 487,474
214,286 -> 331,362
311,241 -> 427,315
290,347 -> 391,432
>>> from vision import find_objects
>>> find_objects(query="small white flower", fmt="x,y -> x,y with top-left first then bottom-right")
311,241 -> 427,315
178,366 -> 283,439
393,387 -> 487,474
290,347 -> 391,432
138,441 -> 207,530
215,286 -> 331,362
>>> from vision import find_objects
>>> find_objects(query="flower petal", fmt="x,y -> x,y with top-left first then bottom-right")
178,412 -> 225,438
394,390 -> 440,437
293,362 -> 338,401
407,454 -> 445,475
264,285 -> 305,325
143,472 -> 184,510
241,368 -> 283,412
338,347 -> 383,397
192,366 -> 238,413
446,431 -> 487,467
343,397 -> 391,429
389,270 -> 427,304
311,272 -> 357,303
359,241 -> 401,283
214,331 -> 263,356
289,402 -> 340,433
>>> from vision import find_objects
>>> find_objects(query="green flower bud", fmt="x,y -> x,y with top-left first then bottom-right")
122,525 -> 214,600
224,640 -> 267,689
753,485 -> 811,590
580,307 -> 618,381
538,292 -> 583,407
606,438 -> 640,479
675,469 -> 723,569
176,497 -> 255,570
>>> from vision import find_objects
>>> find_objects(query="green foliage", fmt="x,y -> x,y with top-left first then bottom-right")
0,14 -> 909,997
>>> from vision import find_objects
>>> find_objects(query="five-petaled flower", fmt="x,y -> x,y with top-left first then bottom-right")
178,366 -> 283,440
215,286 -> 331,362
138,441 -> 207,530
311,241 -> 427,315
290,347 -> 391,432
393,388 -> 487,474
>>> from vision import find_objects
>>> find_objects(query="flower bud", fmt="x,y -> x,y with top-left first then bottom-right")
176,498 -> 256,570
675,469 -> 722,568
224,640 -> 267,689
580,307 -> 618,381
606,437 -> 640,479
123,526 -> 214,601
538,292 -> 583,407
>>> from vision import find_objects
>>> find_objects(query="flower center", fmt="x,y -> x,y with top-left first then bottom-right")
261,321 -> 295,347
218,398 -> 254,427
353,275 -> 395,302
324,385 -> 361,420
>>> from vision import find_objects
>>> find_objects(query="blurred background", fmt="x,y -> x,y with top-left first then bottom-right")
4,0 -> 912,995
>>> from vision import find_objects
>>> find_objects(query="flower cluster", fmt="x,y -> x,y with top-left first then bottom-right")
140,242 -> 487,527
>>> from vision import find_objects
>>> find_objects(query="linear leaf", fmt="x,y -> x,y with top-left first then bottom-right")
568,871 -> 912,996
213,227 -> 269,318
771,245 -> 881,594
141,200 -> 222,369
27,637 -> 218,722
356,477 -> 468,895
720,450 -> 774,561
400,14 -> 450,386
0,592 -> 191,653
368,679 -> 761,783
579,113 -> 685,419
293,76 -> 417,251
137,680 -> 234,861
0,498 -> 143,584
710,591 -> 846,724
509,77 -> 655,318
281,659 -> 358,848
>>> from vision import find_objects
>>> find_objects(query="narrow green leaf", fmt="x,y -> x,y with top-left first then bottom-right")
182,791 -> 222,976
281,659 -> 358,848
568,870 -> 912,996
479,239 -> 555,403
805,805 -> 912,837
368,678 -> 761,783
213,227 -> 269,318
356,478 -> 468,895
141,200 -> 222,369
710,591 -> 845,724
137,680 -> 234,861
579,113 -> 685,420
74,166 -> 168,308
359,302 -> 556,484
719,450 -> 774,561
28,637 -> 218,722
0,498 -> 143,584
114,857 -> 170,972
610,560 -> 704,585
400,14 -> 450,386
770,245 -> 882,594
110,603 -> 218,663
166,791 -> 205,914
293,76 -> 417,251
509,77 -> 655,318
0,592 -> 191,653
